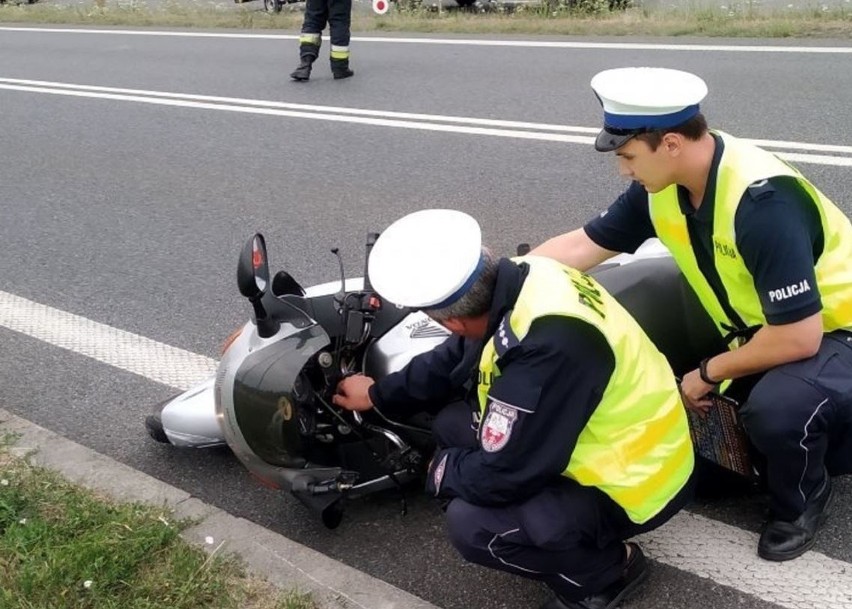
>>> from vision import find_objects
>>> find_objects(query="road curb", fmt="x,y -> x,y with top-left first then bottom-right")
0,408 -> 442,609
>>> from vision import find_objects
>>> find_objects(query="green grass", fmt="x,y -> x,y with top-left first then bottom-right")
1,0 -> 852,37
0,440 -> 315,609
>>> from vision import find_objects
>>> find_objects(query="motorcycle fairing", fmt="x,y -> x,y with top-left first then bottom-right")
592,256 -> 726,376
159,376 -> 224,448
216,319 -> 341,489
362,309 -> 451,380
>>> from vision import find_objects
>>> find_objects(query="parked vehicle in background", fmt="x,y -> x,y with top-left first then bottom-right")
232,0 -> 297,14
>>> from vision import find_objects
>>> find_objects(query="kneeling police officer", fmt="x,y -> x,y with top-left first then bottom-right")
334,209 -> 695,609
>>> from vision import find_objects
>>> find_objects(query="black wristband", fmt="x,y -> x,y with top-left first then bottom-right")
699,358 -> 719,385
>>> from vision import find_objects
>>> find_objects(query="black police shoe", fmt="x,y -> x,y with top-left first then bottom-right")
758,476 -> 833,562
539,543 -> 649,609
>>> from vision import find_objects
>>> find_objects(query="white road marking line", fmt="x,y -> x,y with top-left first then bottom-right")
0,77 -> 598,134
773,152 -> 852,167
0,291 -> 217,390
0,81 -> 596,144
750,139 -> 852,155
2,26 -> 852,53
637,511 -> 852,609
2,78 -> 850,166
2,288 -> 852,608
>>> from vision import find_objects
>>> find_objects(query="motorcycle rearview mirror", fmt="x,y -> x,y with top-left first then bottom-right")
238,234 -> 271,300
236,234 -> 280,338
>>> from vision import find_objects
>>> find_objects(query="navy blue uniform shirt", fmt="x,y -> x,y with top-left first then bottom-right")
584,134 -> 824,326
369,259 -> 615,506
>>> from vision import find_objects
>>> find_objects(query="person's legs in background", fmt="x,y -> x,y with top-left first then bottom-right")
290,0 -> 328,81
328,0 -> 354,79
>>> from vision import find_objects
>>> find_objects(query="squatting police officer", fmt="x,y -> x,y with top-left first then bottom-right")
334,209 -> 695,609
535,67 -> 852,562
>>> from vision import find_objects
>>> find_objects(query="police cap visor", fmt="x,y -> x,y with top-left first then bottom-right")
595,127 -> 640,152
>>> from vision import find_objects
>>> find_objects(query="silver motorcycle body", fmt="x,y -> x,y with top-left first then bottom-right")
157,285 -> 447,451
148,235 -> 724,527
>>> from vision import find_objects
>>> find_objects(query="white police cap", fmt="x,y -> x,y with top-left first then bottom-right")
591,67 -> 708,152
368,209 -> 484,309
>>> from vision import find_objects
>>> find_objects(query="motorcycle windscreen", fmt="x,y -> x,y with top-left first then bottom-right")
227,325 -> 330,468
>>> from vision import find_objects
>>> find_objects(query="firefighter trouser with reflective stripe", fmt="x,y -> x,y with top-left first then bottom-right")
300,0 -> 352,59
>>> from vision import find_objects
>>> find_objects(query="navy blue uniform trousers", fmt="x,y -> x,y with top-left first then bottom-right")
740,330 -> 852,520
431,403 -> 694,601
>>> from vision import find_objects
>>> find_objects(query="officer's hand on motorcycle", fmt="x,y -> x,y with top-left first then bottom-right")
332,374 -> 376,412
680,369 -> 714,415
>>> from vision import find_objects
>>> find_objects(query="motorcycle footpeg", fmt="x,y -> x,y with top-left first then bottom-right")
292,472 -> 358,495
380,447 -> 423,473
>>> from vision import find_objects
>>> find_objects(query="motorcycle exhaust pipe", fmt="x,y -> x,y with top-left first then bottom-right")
291,474 -> 347,529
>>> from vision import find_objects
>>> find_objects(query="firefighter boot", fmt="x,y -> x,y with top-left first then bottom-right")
331,57 -> 354,80
290,41 -> 320,81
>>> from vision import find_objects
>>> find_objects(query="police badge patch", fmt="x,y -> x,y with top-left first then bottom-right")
480,403 -> 518,453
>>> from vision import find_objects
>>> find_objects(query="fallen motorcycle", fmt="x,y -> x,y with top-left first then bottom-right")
146,232 -> 727,527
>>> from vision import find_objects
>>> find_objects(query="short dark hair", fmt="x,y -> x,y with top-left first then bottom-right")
424,248 -> 498,322
633,113 -> 709,151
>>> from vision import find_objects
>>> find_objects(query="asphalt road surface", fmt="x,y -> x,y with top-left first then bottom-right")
2,26 -> 852,609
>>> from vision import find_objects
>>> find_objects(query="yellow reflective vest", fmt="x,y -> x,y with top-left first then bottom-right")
649,131 -> 852,347
477,257 -> 693,524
